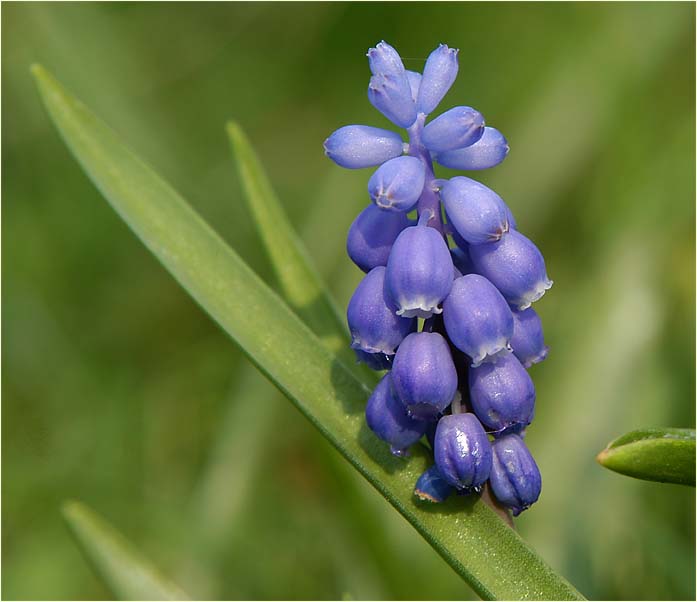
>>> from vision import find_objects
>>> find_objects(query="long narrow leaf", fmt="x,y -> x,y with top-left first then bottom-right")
597,427 -> 696,486
34,65 -> 584,601
62,500 -> 189,600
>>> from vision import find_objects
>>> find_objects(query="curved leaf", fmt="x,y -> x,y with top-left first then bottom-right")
33,64 -> 584,601
597,427 -> 695,486
62,500 -> 189,600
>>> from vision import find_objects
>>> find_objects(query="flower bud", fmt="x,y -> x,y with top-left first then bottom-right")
368,73 -> 418,129
469,229 -> 552,309
386,219 -> 454,318
489,434 -> 541,515
365,373 -> 429,456
469,353 -> 535,433
347,266 -> 416,358
417,44 -> 459,115
324,125 -> 404,169
511,307 -> 549,368
414,464 -> 454,503
441,176 -> 510,245
367,41 -> 405,77
347,204 -> 410,272
391,332 -> 458,420
368,156 -> 425,212
422,106 -> 485,153
434,413 -> 492,491
435,127 -> 509,170
406,70 -> 422,103
443,274 -> 514,366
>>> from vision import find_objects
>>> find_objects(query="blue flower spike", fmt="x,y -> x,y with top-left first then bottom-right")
434,412 -> 492,492
489,434 -> 542,515
435,126 -> 510,171
385,211 -> 454,318
441,176 -> 511,245
469,353 -> 536,434
347,204 -> 410,273
325,40 -> 554,516
414,464 -> 455,503
347,266 -> 416,361
422,106 -> 485,153
443,274 -> 514,367
365,373 -> 429,457
368,155 -> 426,212
391,332 -> 458,420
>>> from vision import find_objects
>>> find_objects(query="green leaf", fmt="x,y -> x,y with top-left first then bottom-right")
597,427 -> 696,486
33,64 -> 584,601
61,500 -> 189,600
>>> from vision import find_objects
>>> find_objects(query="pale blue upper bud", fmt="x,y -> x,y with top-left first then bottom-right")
367,41 -> 406,77
434,413 -> 492,492
417,44 -> 459,115
368,73 -> 418,129
489,434 -> 542,516
443,274 -> 514,367
469,353 -> 535,433
347,204 -> 410,272
469,230 -> 553,309
365,373 -> 429,457
368,156 -> 425,212
511,307 -> 549,368
435,127 -> 509,170
324,125 -> 404,169
385,220 -> 454,318
406,70 -> 422,103
414,464 -> 454,503
347,266 -> 416,357
422,106 -> 485,153
441,176 -> 510,245
391,332 -> 458,420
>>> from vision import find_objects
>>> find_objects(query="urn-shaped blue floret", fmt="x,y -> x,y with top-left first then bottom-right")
347,204 -> 410,272
469,229 -> 553,309
324,125 -> 404,169
422,106 -> 485,154
434,413 -> 492,491
347,266 -> 416,358
441,176 -> 510,245
489,434 -> 542,515
369,73 -> 417,129
414,464 -> 454,503
367,41 -> 405,77
391,332 -> 458,420
368,156 -> 425,212
469,353 -> 535,433
435,127 -> 509,171
511,307 -> 549,368
386,218 -> 454,318
365,373 -> 429,457
417,44 -> 459,115
443,274 -> 514,367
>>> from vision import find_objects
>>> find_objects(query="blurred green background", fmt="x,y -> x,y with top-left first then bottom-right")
3,2 -> 695,600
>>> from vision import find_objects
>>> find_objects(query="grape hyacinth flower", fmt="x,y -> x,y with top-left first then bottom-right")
325,40 -> 552,516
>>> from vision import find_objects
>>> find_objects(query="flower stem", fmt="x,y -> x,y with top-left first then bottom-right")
408,114 -> 444,236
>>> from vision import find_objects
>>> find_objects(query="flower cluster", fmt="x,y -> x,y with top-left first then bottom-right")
325,42 -> 550,516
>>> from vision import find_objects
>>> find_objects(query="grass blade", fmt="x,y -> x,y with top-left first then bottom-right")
61,500 -> 189,600
597,427 -> 696,486
33,65 -> 584,601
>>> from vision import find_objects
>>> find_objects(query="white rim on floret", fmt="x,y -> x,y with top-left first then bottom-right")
396,302 -> 443,319
471,340 -> 513,368
522,345 -> 550,369
515,278 -> 553,311
350,336 -> 397,356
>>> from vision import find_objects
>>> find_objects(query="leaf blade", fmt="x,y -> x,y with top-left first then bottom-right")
597,427 -> 696,486
34,65 -> 584,601
62,500 -> 189,601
